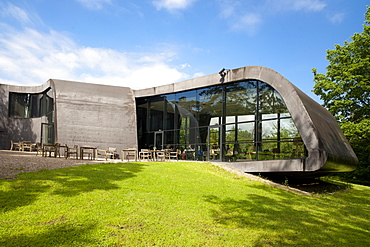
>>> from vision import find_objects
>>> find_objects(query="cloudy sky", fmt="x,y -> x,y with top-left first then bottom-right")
0,0 -> 367,101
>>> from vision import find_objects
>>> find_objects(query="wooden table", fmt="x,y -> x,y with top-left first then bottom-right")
80,146 -> 97,160
42,144 -> 56,157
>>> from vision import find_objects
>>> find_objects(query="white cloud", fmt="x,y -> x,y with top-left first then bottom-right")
0,2 -> 195,89
76,0 -> 112,10
264,0 -> 326,12
0,2 -> 31,24
179,63 -> 191,69
291,0 -> 326,12
153,0 -> 196,11
328,12 -> 345,24
219,0 -> 326,35
0,25 -> 190,89
231,13 -> 262,35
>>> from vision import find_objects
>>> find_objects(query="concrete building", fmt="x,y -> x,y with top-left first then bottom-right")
0,66 -> 358,175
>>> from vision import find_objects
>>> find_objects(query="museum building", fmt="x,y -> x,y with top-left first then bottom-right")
0,66 -> 358,175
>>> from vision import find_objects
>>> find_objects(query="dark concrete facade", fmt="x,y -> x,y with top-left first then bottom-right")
0,79 -> 137,152
0,66 -> 358,174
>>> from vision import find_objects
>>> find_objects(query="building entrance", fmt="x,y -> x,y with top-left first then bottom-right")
154,131 -> 164,150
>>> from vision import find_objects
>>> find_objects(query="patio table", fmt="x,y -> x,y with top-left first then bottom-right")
80,146 -> 97,160
43,143 -> 56,157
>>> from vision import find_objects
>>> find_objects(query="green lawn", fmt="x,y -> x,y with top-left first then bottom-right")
0,162 -> 369,246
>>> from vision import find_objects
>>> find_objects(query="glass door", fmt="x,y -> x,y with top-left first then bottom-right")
41,123 -> 54,144
154,131 -> 164,150
208,126 -> 221,161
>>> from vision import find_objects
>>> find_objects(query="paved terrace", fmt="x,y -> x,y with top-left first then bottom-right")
0,150 -> 121,180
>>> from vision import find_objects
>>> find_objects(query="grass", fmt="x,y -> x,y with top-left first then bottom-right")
0,161 -> 369,246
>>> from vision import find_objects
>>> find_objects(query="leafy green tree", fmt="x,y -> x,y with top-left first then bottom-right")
312,6 -> 370,181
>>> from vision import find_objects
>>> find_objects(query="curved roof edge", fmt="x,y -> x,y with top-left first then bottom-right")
228,66 -> 358,173
135,66 -> 358,173
3,81 -> 52,94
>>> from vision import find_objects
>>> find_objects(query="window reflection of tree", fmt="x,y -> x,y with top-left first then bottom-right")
225,81 -> 257,118
259,84 -> 288,115
197,85 -> 223,145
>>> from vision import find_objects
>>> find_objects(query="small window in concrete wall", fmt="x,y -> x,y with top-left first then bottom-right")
9,93 -> 38,118
9,88 -> 53,119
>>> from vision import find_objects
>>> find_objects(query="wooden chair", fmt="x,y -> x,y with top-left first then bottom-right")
35,143 -> 43,156
156,150 -> 166,161
122,149 -> 137,162
97,147 -> 117,160
168,149 -> 180,161
106,147 -> 117,159
21,141 -> 32,152
96,149 -> 108,160
10,141 -> 21,151
54,143 -> 62,158
139,149 -> 152,161
65,144 -> 78,159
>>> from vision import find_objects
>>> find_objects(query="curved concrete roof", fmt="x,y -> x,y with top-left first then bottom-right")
135,66 -> 358,173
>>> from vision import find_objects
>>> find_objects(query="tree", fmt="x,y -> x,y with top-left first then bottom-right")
312,6 -> 370,181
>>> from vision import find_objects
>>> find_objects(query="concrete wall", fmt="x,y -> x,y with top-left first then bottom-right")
52,80 -> 137,152
0,80 -> 137,153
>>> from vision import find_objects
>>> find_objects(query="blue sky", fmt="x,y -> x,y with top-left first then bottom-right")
0,0 -> 367,102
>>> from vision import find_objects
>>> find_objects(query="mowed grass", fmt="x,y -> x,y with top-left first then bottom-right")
0,162 -> 369,247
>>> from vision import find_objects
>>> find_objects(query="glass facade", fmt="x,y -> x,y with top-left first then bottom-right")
136,80 -> 306,162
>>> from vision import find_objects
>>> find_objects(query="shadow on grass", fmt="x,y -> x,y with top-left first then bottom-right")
203,184 -> 370,246
0,223 -> 98,247
0,162 -> 147,213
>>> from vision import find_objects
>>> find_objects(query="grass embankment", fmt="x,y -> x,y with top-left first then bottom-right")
1,162 -> 369,246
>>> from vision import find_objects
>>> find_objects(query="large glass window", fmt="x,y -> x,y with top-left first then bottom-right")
198,85 -> 223,126
164,94 -> 176,130
136,80 -> 306,162
149,96 -> 165,131
136,97 -> 148,148
9,88 -> 53,119
225,81 -> 256,120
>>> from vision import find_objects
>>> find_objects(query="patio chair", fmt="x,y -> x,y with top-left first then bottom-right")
139,149 -> 152,161
168,149 -> 180,161
156,150 -> 166,161
65,144 -> 78,159
35,143 -> 43,156
96,149 -> 107,160
97,147 -> 117,160
107,147 -> 117,159
10,141 -> 21,151
21,141 -> 32,152
54,143 -> 62,158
